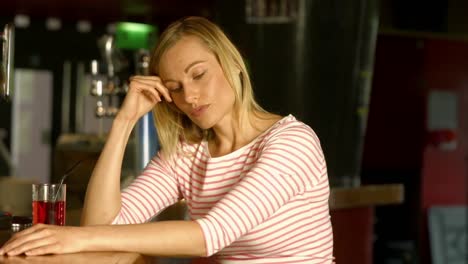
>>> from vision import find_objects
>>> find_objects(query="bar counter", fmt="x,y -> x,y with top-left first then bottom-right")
0,252 -> 147,264
330,183 -> 404,264
330,183 -> 404,209
0,252 -> 210,264
0,181 -> 403,264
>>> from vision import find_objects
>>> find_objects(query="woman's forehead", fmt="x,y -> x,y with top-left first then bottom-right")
167,36 -> 210,57
159,37 -> 216,73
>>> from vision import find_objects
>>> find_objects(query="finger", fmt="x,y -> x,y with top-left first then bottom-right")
131,75 -> 173,102
131,77 -> 172,102
129,75 -> 159,81
6,237 -> 56,256
131,80 -> 160,97
130,82 -> 161,103
2,225 -> 42,248
131,78 -> 170,102
143,90 -> 160,103
2,228 -> 51,255
24,243 -> 60,256
131,75 -> 162,81
0,234 -> 26,254
156,83 -> 173,103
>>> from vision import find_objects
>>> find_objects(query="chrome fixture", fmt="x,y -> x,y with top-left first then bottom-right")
90,35 -> 128,117
1,23 -> 14,100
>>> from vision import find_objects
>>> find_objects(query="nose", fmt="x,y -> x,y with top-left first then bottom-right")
183,84 -> 200,105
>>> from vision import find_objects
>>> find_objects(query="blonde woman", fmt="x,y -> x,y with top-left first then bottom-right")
0,17 -> 334,263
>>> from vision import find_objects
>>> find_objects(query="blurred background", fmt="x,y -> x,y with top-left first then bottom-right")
0,0 -> 467,263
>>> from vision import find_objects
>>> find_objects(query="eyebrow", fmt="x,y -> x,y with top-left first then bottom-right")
163,60 -> 206,83
184,60 -> 206,73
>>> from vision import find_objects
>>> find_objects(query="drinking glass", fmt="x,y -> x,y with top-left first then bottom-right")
32,184 -> 66,226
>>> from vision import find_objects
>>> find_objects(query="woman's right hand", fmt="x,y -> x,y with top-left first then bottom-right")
117,75 -> 172,123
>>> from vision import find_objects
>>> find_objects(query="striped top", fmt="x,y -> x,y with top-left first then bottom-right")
112,115 -> 334,263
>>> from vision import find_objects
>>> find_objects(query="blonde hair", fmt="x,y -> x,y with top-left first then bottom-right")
150,16 -> 266,158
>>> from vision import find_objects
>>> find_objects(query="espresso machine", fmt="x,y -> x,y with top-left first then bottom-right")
88,31 -> 158,173
89,34 -> 127,119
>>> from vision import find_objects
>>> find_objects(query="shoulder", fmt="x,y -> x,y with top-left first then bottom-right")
257,115 -> 327,185
260,115 -> 326,167
264,115 -> 322,147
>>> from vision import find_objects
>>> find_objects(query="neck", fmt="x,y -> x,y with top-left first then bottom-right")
208,111 -> 280,157
210,112 -> 251,157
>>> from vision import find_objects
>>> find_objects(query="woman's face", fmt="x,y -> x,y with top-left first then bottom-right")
159,35 -> 236,130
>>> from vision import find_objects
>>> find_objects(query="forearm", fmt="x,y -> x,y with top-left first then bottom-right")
81,116 -> 136,225
85,221 -> 207,257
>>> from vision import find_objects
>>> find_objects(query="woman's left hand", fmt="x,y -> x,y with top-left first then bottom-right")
0,224 -> 90,256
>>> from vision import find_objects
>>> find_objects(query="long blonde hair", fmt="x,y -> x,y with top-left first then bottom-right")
150,16 -> 266,158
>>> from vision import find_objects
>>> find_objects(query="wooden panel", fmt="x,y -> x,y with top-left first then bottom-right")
0,252 -> 147,263
330,184 -> 404,209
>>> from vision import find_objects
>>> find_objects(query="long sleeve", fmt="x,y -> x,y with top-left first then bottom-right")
195,124 -> 329,257
112,152 -> 181,224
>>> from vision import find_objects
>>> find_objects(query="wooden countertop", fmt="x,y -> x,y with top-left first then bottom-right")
330,184 -> 404,209
0,252 -> 147,264
0,253 -> 203,264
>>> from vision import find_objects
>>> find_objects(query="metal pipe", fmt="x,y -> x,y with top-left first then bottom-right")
1,23 -> 14,100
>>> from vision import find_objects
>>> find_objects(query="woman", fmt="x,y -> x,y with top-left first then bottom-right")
0,17 -> 334,263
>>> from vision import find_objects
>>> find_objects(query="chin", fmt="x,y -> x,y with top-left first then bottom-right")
187,116 -> 211,130
194,120 -> 215,130
189,115 -> 219,130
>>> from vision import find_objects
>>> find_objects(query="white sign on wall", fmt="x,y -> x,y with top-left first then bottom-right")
12,69 -> 52,183
427,90 -> 458,151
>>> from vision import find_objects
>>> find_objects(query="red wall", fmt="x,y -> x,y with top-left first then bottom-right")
420,39 -> 468,264
421,39 -> 468,207
364,35 -> 468,264
363,36 -> 426,171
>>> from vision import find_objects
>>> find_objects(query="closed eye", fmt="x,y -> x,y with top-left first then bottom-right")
193,71 -> 205,80
168,86 -> 183,93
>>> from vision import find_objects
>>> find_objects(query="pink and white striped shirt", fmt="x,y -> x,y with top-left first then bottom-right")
112,115 -> 334,263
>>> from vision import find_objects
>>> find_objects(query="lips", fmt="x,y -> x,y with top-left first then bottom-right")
190,104 -> 210,117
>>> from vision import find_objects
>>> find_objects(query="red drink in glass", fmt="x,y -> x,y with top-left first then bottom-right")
32,184 -> 66,226
32,200 -> 66,225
